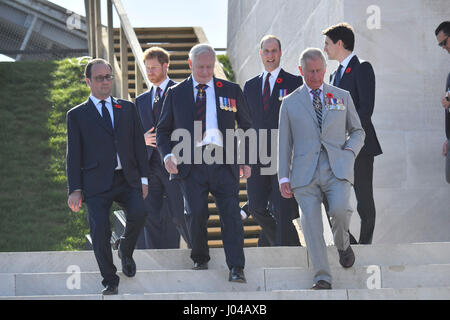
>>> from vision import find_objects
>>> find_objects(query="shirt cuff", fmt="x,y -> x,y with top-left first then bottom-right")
163,153 -> 176,164
279,177 -> 290,185
141,177 -> 148,185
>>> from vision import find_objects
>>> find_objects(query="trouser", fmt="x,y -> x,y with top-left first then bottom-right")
85,170 -> 146,287
292,150 -> 352,284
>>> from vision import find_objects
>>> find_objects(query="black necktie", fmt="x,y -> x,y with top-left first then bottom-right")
333,64 -> 343,87
262,72 -> 271,112
195,84 -> 208,135
153,87 -> 162,121
100,100 -> 113,131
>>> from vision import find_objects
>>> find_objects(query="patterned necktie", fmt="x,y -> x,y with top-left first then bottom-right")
262,72 -> 271,112
153,87 -> 162,121
311,89 -> 322,132
333,64 -> 343,87
100,100 -> 113,131
195,84 -> 208,135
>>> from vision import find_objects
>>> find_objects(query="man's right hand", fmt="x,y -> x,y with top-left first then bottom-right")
280,182 -> 294,199
144,127 -> 156,147
68,190 -> 82,212
164,155 -> 178,174
443,140 -> 448,156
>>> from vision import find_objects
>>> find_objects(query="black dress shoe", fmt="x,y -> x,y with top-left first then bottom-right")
338,245 -> 355,268
311,280 -> 332,290
229,267 -> 246,283
192,262 -> 208,270
117,242 -> 136,277
102,284 -> 118,295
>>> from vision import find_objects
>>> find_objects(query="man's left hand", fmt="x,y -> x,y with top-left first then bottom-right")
442,96 -> 450,110
142,183 -> 148,199
240,165 -> 251,179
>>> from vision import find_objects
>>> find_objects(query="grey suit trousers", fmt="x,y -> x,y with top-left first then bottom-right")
292,149 -> 353,284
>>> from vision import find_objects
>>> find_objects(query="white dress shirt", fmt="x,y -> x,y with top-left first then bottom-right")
261,66 -> 281,95
192,77 -> 223,147
150,77 -> 170,110
330,52 -> 355,85
89,95 -> 148,185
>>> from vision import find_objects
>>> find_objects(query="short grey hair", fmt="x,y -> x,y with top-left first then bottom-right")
189,43 -> 216,63
299,48 -> 326,70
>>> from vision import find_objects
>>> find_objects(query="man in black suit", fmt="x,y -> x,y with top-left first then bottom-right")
323,23 -> 382,244
157,43 -> 252,282
66,58 -> 148,295
135,47 -> 191,249
435,21 -> 450,183
243,35 -> 303,247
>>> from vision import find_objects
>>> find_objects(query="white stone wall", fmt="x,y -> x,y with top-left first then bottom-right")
228,0 -> 450,244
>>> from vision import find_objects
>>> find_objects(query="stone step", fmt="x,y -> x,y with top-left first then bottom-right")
3,287 -> 450,300
3,264 -> 450,297
2,243 -> 450,274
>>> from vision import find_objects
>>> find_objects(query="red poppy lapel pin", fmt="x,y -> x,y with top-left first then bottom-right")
326,93 -> 333,99
113,104 -> 122,109
345,67 -> 352,74
216,81 -> 223,88
276,77 -> 283,84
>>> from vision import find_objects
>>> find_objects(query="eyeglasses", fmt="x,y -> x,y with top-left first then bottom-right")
93,74 -> 114,82
438,36 -> 448,48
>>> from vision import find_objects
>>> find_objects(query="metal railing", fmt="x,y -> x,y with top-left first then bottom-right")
84,0 -> 149,99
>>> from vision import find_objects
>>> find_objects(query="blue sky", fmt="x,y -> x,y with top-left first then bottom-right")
1,0 -> 228,61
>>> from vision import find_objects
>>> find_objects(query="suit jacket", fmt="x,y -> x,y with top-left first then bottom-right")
135,80 -> 176,161
66,97 -> 149,197
330,55 -> 382,157
156,75 -> 252,180
278,83 -> 365,189
243,68 -> 303,164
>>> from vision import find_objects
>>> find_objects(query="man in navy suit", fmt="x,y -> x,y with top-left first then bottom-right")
135,47 -> 191,249
157,43 -> 252,282
435,21 -> 450,183
66,58 -> 148,295
243,35 -> 303,247
323,23 -> 383,244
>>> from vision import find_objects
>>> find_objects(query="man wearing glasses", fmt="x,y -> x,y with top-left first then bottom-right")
66,58 -> 149,295
435,21 -> 450,182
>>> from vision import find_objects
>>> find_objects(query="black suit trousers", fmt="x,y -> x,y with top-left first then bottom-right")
138,157 -> 191,249
178,163 -> 245,269
246,166 -> 301,246
353,153 -> 376,244
85,170 -> 146,287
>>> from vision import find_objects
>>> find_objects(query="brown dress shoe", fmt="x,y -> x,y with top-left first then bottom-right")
338,245 -> 355,268
311,280 -> 332,290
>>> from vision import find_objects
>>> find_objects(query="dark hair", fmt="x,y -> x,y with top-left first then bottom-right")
322,22 -> 355,51
84,58 -> 112,79
260,35 -> 281,51
435,21 -> 450,36
143,46 -> 170,65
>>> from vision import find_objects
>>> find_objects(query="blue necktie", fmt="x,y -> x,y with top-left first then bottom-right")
334,64 -> 343,87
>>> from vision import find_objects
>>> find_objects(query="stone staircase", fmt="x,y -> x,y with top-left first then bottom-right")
2,242 -> 450,299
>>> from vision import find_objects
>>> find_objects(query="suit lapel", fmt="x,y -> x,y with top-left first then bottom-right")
86,98 -> 114,135
321,84 -> 331,124
111,96 -> 121,132
338,55 -> 358,87
299,86 -> 319,126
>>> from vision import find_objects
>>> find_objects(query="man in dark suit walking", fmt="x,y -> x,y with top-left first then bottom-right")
135,47 -> 191,249
157,43 -> 252,282
434,21 -> 450,183
66,58 -> 149,295
243,35 -> 303,247
323,23 -> 383,244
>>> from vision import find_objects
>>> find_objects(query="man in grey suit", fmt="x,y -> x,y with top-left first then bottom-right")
278,48 -> 365,290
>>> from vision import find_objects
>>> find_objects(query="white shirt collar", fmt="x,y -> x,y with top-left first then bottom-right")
90,95 -> 112,107
192,77 -> 214,90
262,66 -> 281,80
152,77 -> 170,94
339,52 -> 355,71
